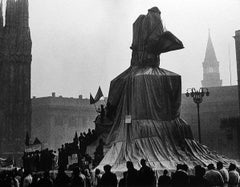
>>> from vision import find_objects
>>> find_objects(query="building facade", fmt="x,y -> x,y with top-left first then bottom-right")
181,31 -> 240,159
181,86 -> 239,159
31,93 -> 99,150
201,32 -> 222,87
0,0 -> 32,161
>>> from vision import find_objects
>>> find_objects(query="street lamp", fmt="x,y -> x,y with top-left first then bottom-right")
185,88 -> 209,144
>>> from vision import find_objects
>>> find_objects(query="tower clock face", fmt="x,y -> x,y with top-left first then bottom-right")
208,67 -> 214,73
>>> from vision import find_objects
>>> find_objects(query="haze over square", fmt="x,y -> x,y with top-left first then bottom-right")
29,0 -> 240,98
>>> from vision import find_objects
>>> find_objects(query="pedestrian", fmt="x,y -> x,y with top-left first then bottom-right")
126,161 -> 138,187
138,159 -> 155,187
171,164 -> 189,187
37,171 -> 53,187
70,167 -> 84,187
92,169 -> 101,187
204,163 -> 224,187
99,165 -> 117,187
228,163 -> 239,187
54,166 -> 70,187
158,169 -> 171,187
217,161 -> 229,187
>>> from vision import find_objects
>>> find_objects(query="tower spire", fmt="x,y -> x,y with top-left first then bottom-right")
204,30 -> 217,63
201,30 -> 222,87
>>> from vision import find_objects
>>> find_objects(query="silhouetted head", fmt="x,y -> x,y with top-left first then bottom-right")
229,163 -> 237,171
126,161 -> 134,170
207,164 -> 215,170
163,169 -> 168,175
95,169 -> 100,175
140,159 -> 146,167
103,165 -> 112,173
217,161 -> 223,170
176,164 -> 182,171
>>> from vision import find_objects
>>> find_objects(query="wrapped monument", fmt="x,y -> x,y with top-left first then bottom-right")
96,7 -> 231,172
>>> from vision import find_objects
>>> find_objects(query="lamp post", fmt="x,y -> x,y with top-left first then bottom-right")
185,88 -> 209,144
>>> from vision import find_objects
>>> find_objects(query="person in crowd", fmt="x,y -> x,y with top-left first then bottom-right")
119,172 -> 127,187
23,171 -> 33,187
99,164 -> 117,187
125,161 -> 138,187
228,163 -> 239,187
158,169 -> 171,187
204,163 -> 224,187
8,169 -> 20,187
138,159 -> 155,187
31,173 -> 41,187
100,105 -> 105,123
92,168 -> 102,187
79,133 -> 87,155
189,165 -> 209,187
217,161 -> 229,187
84,168 -> 92,187
70,167 -> 84,187
94,139 -> 104,167
37,171 -> 53,187
54,166 -> 70,187
171,164 -> 189,187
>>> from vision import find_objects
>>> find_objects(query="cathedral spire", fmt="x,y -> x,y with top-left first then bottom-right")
204,30 -> 218,63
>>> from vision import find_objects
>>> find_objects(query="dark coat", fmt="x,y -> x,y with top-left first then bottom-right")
138,166 -> 155,187
100,172 -> 118,187
158,175 -> 171,187
70,176 -> 84,187
171,170 -> 189,187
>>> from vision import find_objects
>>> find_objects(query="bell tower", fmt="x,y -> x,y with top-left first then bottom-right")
0,0 -> 32,161
201,31 -> 222,87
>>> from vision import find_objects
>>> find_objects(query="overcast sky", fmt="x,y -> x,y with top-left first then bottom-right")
29,0 -> 240,98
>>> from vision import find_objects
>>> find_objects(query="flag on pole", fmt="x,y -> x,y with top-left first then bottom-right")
94,86 -> 104,103
90,93 -> 95,104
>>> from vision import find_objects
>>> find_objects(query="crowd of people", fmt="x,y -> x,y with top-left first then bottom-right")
58,130 -> 103,170
1,159 -> 240,187
22,149 -> 56,172
79,129 -> 98,155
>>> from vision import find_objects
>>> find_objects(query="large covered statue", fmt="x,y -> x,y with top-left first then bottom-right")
96,7 -> 230,172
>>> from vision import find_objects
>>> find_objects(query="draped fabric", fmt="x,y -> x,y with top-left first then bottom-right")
97,67 -> 231,172
96,7 -> 233,172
